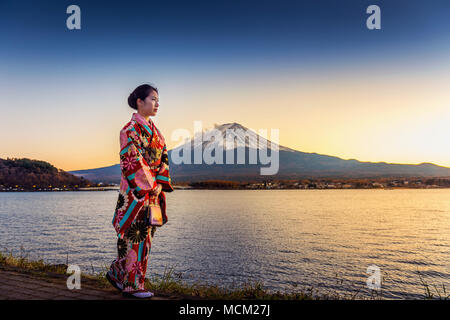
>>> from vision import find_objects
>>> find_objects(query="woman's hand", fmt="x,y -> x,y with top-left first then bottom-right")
152,183 -> 163,197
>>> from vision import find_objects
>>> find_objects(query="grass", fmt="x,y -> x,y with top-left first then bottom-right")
0,248 -> 318,299
99,262 -> 316,300
1,248 -> 448,300
418,271 -> 450,300
0,248 -> 111,288
0,248 -> 68,274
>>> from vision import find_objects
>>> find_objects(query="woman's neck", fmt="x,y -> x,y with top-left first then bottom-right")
137,111 -> 150,123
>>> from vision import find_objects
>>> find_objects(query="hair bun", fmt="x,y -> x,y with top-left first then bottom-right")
127,92 -> 138,110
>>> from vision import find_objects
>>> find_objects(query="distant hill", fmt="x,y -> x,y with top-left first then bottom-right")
69,164 -> 120,185
0,158 -> 93,190
69,122 -> 450,183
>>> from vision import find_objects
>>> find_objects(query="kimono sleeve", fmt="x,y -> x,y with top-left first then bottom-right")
119,126 -> 158,198
156,144 -> 174,192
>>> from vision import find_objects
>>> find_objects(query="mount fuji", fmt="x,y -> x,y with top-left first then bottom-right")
69,122 -> 450,183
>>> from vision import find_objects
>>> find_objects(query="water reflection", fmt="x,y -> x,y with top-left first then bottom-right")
0,189 -> 448,299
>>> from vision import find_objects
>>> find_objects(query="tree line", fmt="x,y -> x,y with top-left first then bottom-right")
0,158 -> 92,190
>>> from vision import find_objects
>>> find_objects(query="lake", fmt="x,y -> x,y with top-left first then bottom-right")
0,189 -> 449,299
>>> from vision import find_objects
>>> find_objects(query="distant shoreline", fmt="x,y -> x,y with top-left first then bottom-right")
180,186 -> 450,190
0,187 -> 119,192
1,186 -> 449,192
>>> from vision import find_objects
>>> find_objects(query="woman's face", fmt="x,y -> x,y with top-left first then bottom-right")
137,90 -> 159,118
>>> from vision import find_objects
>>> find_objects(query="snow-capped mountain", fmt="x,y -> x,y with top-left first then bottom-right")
172,122 -> 296,154
69,122 -> 450,183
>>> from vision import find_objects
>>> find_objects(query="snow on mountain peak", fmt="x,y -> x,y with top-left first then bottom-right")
174,122 -> 295,152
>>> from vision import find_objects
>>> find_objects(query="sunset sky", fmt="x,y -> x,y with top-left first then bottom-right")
1,0 -> 449,171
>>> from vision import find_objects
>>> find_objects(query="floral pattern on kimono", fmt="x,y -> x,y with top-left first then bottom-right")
109,112 -> 173,292
108,217 -> 157,292
111,112 -> 173,238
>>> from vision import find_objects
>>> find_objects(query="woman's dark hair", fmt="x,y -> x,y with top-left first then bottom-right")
127,84 -> 158,110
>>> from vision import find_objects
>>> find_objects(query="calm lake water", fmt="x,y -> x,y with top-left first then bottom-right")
0,189 -> 449,299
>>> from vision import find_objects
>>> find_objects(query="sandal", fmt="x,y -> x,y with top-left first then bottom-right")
122,290 -> 154,299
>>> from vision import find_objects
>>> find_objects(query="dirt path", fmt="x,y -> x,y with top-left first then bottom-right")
0,265 -> 186,300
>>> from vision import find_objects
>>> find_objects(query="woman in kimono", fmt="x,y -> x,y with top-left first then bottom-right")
106,84 -> 174,299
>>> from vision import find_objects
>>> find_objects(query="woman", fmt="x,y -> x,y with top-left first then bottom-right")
106,84 -> 174,299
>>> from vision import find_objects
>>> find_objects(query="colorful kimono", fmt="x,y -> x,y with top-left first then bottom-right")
108,112 -> 173,292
